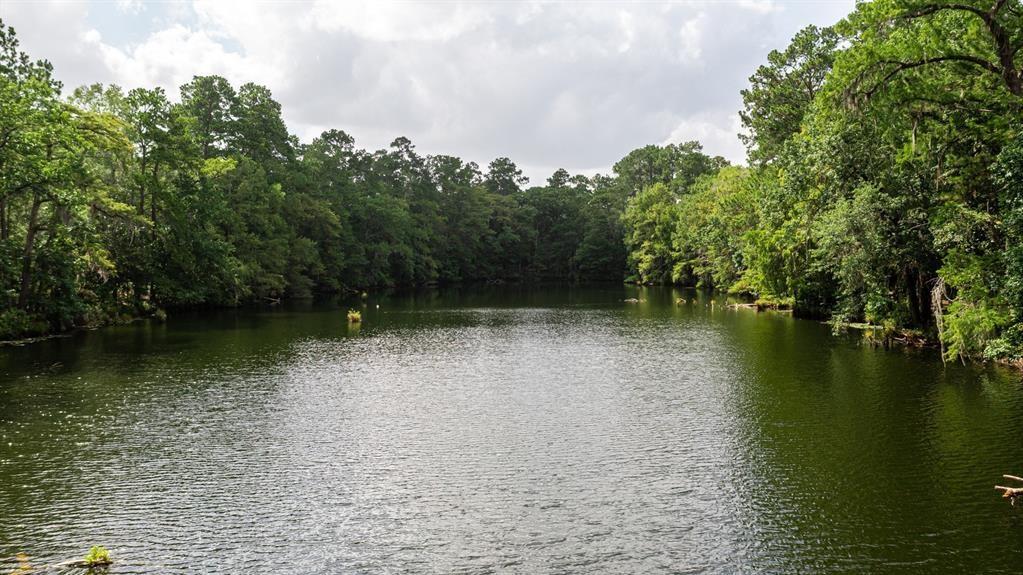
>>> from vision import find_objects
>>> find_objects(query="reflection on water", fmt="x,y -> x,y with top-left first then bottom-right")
2,286 -> 1023,573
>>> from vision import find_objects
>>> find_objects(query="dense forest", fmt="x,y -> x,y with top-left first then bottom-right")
2,0 -> 1023,363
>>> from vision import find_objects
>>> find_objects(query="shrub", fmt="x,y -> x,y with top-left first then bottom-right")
942,301 -> 1007,363
0,309 -> 47,340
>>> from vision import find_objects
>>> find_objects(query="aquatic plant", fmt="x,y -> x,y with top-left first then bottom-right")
82,546 -> 111,567
347,310 -> 362,323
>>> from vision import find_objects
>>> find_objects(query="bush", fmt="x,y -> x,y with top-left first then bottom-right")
942,301 -> 1007,363
983,323 -> 1023,361
0,309 -> 47,340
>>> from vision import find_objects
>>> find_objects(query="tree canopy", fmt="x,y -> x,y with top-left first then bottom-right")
4,1 -> 1023,364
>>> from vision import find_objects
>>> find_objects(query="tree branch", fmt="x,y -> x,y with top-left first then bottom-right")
903,3 -> 991,23
862,55 -> 1003,99
899,1 -> 1021,96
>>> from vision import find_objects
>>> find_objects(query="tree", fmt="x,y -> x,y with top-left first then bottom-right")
622,183 -> 679,284
841,0 -> 1023,103
179,75 -> 237,159
484,157 -> 528,196
740,25 -> 839,164
234,82 -> 293,172
0,21 -> 133,335
613,141 -> 726,196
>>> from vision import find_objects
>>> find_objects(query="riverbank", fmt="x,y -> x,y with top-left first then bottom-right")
0,308 -> 166,347
7,283 -> 1022,370
719,296 -> 1017,368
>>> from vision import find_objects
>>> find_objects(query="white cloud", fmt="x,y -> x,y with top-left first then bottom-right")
663,114 -> 746,165
115,0 -> 144,15
0,0 -> 855,182
87,24 -> 267,92
738,0 -> 783,14
678,13 -> 706,63
306,0 -> 492,41
617,10 -> 635,53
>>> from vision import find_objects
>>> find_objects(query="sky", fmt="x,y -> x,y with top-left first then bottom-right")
0,0 -> 854,184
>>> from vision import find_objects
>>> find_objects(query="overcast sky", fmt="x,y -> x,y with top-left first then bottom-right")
1,0 -> 853,183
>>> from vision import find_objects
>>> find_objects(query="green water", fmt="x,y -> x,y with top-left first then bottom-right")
2,285 -> 1022,573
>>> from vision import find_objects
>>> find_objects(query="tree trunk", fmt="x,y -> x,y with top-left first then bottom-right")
138,144 -> 147,215
906,267 -> 923,326
17,195 -> 42,309
932,277 -> 948,363
151,159 -> 159,232
986,4 -> 1022,97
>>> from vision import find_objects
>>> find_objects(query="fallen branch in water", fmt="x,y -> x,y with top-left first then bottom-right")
1,547 -> 113,573
995,475 -> 1023,505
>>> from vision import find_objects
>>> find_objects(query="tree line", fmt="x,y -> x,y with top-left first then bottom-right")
0,19 -> 677,339
622,0 -> 1023,363
3,0 -> 1023,364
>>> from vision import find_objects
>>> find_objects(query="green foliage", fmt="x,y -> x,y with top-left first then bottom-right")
616,0 -> 1023,363
5,1 -> 1023,368
0,308 -> 45,339
996,128 -> 1023,322
672,166 -> 755,289
622,183 -> 679,284
620,142 -> 725,284
614,141 -> 726,196
943,300 -> 1008,363
740,25 -> 839,164
812,180 -> 933,326
347,309 -> 361,323
984,324 -> 1023,361
83,545 -> 111,566
0,19 -> 636,340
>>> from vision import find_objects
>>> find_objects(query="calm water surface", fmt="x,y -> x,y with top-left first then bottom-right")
3,286 -> 1023,573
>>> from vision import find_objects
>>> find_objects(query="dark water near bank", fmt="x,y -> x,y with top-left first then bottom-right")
3,286 -> 1023,573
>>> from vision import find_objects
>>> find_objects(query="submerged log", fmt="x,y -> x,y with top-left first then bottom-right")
63,559 -> 113,569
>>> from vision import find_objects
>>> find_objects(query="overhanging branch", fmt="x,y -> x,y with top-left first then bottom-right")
862,55 -> 1003,98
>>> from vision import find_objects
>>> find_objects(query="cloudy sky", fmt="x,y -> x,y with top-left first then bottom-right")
1,0 -> 853,183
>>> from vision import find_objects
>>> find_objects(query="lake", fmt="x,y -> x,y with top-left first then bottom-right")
2,285 -> 1023,573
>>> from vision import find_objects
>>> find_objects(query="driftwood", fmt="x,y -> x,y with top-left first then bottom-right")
726,302 -> 793,312
0,556 -> 112,573
995,474 -> 1023,504
67,559 -> 113,569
